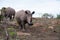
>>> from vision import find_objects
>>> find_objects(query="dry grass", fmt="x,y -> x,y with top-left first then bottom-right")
0,18 -> 60,40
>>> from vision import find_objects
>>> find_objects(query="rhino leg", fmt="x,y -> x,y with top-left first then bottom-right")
20,22 -> 26,30
13,14 -> 15,19
9,16 -> 12,20
9,15 -> 14,21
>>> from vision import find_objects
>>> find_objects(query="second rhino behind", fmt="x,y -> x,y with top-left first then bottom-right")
1,7 -> 15,20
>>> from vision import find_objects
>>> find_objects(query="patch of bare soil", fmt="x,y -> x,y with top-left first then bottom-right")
16,25 -> 60,40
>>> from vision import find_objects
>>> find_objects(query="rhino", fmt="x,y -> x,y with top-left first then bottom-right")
1,7 -> 15,20
15,10 -> 35,30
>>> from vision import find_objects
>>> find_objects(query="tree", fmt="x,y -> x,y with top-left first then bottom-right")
42,13 -> 49,18
42,13 -> 54,19
56,14 -> 60,19
48,14 -> 54,18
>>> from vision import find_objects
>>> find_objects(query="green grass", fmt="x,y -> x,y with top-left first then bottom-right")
7,27 -> 17,38
0,15 -> 4,21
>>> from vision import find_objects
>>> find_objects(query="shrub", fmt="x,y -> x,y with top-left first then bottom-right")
0,15 -> 4,21
7,28 -> 17,38
56,14 -> 60,19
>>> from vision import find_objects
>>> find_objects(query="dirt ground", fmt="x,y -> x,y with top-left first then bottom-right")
0,18 -> 60,40
16,26 -> 60,40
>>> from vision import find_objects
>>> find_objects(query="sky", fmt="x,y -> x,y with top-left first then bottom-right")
0,0 -> 60,18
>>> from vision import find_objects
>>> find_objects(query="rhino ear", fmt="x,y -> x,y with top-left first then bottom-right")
32,11 -> 35,14
2,7 -> 6,10
1,7 -> 6,12
25,11 -> 28,14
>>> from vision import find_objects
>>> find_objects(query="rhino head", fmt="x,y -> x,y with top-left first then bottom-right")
25,10 -> 35,25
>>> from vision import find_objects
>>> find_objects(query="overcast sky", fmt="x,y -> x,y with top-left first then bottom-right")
0,0 -> 60,17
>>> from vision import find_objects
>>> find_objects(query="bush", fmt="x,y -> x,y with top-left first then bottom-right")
0,15 -> 4,21
7,28 -> 17,38
56,14 -> 60,19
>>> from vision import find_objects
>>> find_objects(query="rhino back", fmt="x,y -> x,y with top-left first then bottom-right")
6,7 -> 15,15
15,10 -> 27,21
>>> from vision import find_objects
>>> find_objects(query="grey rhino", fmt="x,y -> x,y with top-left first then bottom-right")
15,10 -> 35,30
1,7 -> 15,20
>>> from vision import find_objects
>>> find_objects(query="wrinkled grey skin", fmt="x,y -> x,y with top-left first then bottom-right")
1,7 -> 15,20
15,10 -> 35,30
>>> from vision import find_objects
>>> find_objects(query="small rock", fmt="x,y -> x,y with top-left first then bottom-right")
48,26 -> 54,29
